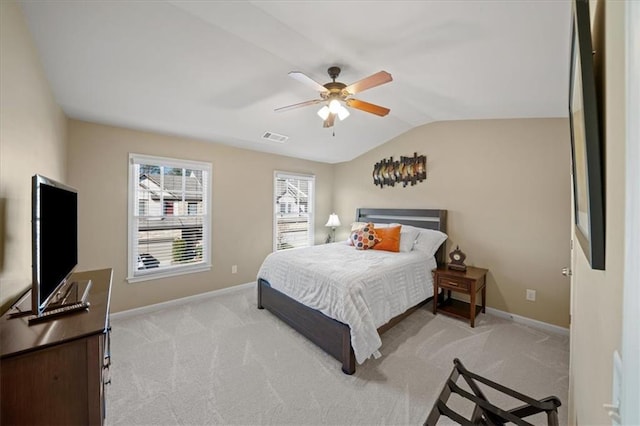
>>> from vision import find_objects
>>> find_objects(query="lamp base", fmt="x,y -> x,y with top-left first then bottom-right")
325,227 -> 337,244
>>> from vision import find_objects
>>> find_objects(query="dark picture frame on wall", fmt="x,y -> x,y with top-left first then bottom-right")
568,0 -> 605,270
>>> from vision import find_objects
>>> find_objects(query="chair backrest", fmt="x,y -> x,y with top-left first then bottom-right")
425,358 -> 561,426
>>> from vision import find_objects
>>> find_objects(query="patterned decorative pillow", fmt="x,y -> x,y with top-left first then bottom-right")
351,223 -> 381,250
349,222 -> 390,244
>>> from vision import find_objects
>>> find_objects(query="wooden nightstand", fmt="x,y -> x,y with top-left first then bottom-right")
432,265 -> 488,327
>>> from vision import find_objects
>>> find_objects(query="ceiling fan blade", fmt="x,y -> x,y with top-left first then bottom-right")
343,71 -> 392,95
345,98 -> 390,117
275,98 -> 324,112
323,113 -> 336,128
289,71 -> 328,92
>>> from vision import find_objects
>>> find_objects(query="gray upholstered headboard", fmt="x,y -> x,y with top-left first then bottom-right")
355,208 -> 448,266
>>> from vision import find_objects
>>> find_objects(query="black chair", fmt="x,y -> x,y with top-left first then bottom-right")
425,358 -> 561,426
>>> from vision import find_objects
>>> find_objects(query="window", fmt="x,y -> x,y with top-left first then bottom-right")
138,200 -> 148,216
128,154 -> 211,282
274,171 -> 314,251
163,201 -> 174,215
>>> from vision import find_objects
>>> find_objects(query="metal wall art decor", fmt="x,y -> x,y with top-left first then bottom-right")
372,152 -> 426,188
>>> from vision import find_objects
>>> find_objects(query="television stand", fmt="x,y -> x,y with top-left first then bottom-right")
0,269 -> 112,426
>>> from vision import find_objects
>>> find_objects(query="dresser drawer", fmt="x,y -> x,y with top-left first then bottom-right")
438,277 -> 470,292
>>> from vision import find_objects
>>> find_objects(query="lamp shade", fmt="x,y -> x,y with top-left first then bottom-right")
328,99 -> 341,113
325,213 -> 341,228
318,103 -> 350,122
337,105 -> 350,121
317,106 -> 330,120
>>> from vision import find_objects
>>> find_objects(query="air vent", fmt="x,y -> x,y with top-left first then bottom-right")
262,131 -> 289,143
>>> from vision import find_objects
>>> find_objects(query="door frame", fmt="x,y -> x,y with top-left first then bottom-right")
621,2 -> 639,422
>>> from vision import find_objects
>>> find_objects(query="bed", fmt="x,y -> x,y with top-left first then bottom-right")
257,208 -> 447,374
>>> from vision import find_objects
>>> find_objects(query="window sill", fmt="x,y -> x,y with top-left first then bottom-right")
127,264 -> 211,283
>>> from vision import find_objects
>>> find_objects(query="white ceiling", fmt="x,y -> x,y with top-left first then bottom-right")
20,1 -> 572,164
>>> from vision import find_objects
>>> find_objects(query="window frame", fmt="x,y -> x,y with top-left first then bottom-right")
273,171 -> 315,252
127,153 -> 212,283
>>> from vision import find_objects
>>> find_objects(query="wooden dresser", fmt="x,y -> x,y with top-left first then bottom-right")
0,269 -> 113,426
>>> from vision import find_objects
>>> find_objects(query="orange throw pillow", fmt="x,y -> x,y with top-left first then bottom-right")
373,225 -> 401,252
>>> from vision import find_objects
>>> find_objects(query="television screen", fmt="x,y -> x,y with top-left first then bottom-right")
32,175 -> 78,315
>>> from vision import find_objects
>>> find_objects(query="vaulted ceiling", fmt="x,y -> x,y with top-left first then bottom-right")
20,1 -> 572,164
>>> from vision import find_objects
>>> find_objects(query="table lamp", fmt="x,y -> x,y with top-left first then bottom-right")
325,213 -> 341,243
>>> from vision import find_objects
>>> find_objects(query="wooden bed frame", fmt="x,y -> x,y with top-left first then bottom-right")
257,208 -> 447,374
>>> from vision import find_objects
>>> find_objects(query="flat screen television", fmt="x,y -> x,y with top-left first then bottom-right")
31,174 -> 79,316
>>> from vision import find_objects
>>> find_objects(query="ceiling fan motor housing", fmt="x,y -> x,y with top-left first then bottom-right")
322,82 -> 348,100
322,67 -> 348,100
328,66 -> 341,80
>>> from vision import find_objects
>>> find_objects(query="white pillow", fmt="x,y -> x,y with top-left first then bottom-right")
397,226 -> 421,252
400,226 -> 420,252
413,229 -> 448,256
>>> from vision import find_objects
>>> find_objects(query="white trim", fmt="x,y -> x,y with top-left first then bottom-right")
129,152 -> 212,171
111,282 -> 570,336
111,282 -> 255,320
127,153 -> 212,281
621,3 -> 640,423
273,171 -> 315,252
273,170 -> 316,180
485,307 -> 570,336
126,264 -> 211,283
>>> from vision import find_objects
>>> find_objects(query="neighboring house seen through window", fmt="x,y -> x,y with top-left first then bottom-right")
128,154 -> 212,282
274,171 -> 315,251
163,201 -> 174,216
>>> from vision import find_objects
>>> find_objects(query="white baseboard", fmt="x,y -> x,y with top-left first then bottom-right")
111,281 -> 255,320
111,283 -> 569,337
485,307 -> 570,336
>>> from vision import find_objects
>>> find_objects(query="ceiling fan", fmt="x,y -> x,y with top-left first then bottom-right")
275,66 -> 392,128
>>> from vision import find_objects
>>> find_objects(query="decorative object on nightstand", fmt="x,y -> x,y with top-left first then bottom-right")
432,265 -> 488,327
448,245 -> 467,271
325,213 -> 341,243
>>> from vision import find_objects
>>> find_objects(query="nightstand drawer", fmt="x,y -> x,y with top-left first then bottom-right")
438,277 -> 470,292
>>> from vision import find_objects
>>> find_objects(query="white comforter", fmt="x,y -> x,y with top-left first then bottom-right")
257,242 -> 436,364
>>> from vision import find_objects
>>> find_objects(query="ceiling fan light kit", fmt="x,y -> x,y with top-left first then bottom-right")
328,99 -> 341,113
337,105 -> 350,121
317,106 -> 330,120
276,66 -> 392,128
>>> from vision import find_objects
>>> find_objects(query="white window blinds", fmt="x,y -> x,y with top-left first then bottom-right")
128,154 -> 211,282
274,172 -> 315,251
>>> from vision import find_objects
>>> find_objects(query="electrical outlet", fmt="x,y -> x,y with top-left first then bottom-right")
231,265 -> 237,274
526,289 -> 536,301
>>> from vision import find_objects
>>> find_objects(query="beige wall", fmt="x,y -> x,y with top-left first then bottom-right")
4,3 -> 629,419
334,118 -> 572,327
67,120 -> 333,312
0,1 -> 68,313
569,1 -> 626,424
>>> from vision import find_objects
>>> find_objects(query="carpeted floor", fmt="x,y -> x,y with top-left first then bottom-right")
106,285 -> 569,425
